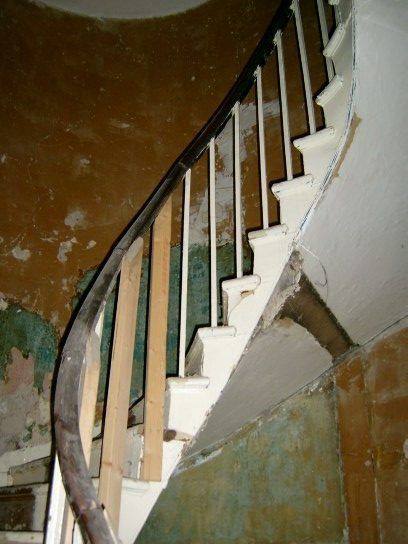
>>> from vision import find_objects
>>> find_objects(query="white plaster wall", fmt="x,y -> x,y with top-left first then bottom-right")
34,0 -> 210,19
190,320 -> 332,455
299,0 -> 408,344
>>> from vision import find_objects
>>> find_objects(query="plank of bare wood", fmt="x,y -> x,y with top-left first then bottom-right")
141,198 -> 172,482
64,314 -> 104,544
98,238 -> 144,531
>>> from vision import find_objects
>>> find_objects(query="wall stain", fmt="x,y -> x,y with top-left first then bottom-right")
138,374 -> 346,544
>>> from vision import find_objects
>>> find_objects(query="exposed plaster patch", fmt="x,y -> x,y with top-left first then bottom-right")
189,100 -> 280,244
40,234 -> 58,243
11,245 -> 31,261
64,209 -> 86,230
0,154 -> 6,163
50,311 -> 59,326
0,298 -> 8,311
0,348 -> 52,456
110,118 -> 132,129
57,237 -> 77,263
403,438 -> 408,460
86,240 -> 97,249
73,156 -> 91,176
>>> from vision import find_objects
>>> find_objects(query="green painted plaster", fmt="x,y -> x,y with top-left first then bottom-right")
0,303 -> 58,389
75,241 -> 251,403
138,377 -> 346,544
0,240 -> 248,404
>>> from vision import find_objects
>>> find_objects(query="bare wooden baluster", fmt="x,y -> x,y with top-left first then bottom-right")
65,310 -> 105,544
98,238 -> 144,531
141,197 -> 172,481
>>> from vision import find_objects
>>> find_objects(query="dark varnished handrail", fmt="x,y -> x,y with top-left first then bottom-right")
53,1 -> 293,541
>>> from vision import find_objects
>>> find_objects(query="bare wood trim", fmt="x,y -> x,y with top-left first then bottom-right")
65,317 -> 104,544
141,198 -> 172,482
98,238 -> 143,530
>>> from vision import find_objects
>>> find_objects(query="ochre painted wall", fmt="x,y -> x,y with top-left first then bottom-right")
0,0 -> 329,454
0,0 -> 328,330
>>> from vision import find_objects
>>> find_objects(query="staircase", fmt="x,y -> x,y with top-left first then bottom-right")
0,0 -> 355,542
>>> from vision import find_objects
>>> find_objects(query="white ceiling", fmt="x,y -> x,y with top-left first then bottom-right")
34,0 -> 210,19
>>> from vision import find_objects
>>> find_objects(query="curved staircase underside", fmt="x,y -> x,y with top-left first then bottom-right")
2,0 -> 407,542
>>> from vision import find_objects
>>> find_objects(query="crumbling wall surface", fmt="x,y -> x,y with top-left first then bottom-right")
0,303 -> 57,456
336,325 -> 408,543
139,375 -> 346,544
139,325 -> 408,543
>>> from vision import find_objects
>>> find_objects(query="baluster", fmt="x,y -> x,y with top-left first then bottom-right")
141,197 -> 172,481
293,0 -> 316,134
233,102 -> 243,278
275,31 -> 293,181
178,170 -> 191,377
46,309 -> 105,544
209,137 -> 218,327
329,0 -> 342,24
255,66 -> 269,229
98,238 -> 143,530
45,455 -> 68,543
71,310 -> 106,544
316,0 -> 335,80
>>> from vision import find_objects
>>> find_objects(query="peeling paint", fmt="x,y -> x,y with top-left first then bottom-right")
57,237 -> 77,263
189,100 -> 280,245
11,246 -> 31,262
64,209 -> 86,230
86,240 -> 96,249
139,375 -> 345,544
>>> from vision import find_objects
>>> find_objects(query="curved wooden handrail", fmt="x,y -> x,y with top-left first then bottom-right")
54,1 -> 293,541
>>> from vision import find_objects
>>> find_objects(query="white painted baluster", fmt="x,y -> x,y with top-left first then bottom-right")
45,456 -> 68,544
329,0 -> 342,24
209,137 -> 217,327
255,66 -> 269,229
233,102 -> 243,278
178,169 -> 191,377
293,0 -> 316,134
275,31 -> 293,181
316,0 -> 335,81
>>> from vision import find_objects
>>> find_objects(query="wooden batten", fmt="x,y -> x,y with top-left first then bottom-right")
141,197 -> 172,482
65,316 -> 104,544
98,237 -> 144,531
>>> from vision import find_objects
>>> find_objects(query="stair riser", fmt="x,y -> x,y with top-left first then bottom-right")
250,239 -> 290,285
279,188 -> 319,232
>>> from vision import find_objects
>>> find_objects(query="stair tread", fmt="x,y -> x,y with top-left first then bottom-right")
323,23 -> 346,59
293,127 -> 335,152
271,174 -> 315,199
316,75 -> 344,107
222,275 -> 261,292
248,224 -> 288,242
166,376 -> 210,390
197,325 -> 236,339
